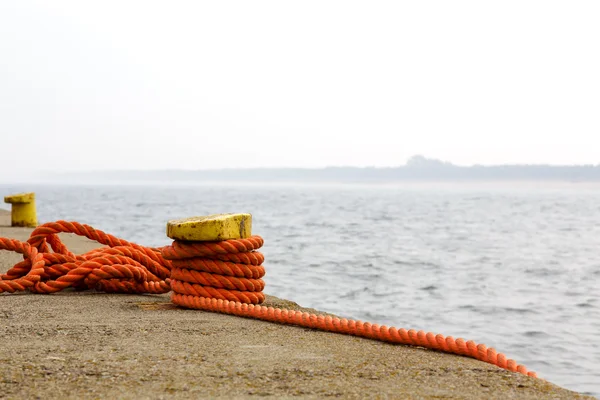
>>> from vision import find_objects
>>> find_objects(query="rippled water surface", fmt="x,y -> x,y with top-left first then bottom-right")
2,181 -> 599,397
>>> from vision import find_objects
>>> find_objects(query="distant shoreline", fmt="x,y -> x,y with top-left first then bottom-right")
46,166 -> 600,184
4,156 -> 600,184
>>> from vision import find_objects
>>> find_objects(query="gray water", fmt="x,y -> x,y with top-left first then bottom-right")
1,181 -> 599,397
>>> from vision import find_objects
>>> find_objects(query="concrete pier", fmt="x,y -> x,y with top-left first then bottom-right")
0,209 -> 592,399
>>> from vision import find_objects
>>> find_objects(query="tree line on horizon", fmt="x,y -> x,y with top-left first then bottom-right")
63,155 -> 600,182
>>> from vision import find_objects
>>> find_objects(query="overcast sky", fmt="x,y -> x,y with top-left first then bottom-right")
1,1 -> 599,178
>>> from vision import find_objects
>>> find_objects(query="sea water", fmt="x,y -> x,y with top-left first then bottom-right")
1,181 -> 598,397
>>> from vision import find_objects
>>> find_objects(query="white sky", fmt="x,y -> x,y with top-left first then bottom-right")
0,1 -> 599,176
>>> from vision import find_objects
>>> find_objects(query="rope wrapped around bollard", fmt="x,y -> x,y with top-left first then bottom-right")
162,236 -> 266,305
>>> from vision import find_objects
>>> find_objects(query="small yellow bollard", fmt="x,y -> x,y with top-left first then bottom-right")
3,192 -> 38,227
166,213 -> 252,241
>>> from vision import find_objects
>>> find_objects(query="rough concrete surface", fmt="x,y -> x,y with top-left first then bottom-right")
0,209 -> 593,399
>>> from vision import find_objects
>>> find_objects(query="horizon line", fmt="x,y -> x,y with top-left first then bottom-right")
54,162 -> 600,173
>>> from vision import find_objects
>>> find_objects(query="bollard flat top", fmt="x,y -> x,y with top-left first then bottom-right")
4,192 -> 35,204
166,213 -> 252,242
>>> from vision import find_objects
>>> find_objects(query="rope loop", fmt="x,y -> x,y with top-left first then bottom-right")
0,220 -> 171,294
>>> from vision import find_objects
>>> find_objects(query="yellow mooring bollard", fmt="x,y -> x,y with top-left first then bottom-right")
166,213 -> 252,241
3,192 -> 38,227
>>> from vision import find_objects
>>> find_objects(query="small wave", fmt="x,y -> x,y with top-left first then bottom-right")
343,221 -> 361,227
340,287 -> 370,300
420,261 -> 440,269
457,305 -> 538,315
419,285 -> 437,291
501,306 -> 539,315
524,331 -> 549,338
564,291 -> 585,297
347,272 -> 383,280
305,221 -> 336,229
371,214 -> 390,222
576,301 -> 595,308
558,226 -> 575,232
528,359 -> 552,367
363,310 -> 393,321
524,267 -> 563,277
544,344 -> 571,354
372,290 -> 407,298
391,260 -> 440,269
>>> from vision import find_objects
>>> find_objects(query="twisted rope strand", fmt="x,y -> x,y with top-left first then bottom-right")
170,258 -> 266,279
171,268 -> 265,291
162,236 -> 264,259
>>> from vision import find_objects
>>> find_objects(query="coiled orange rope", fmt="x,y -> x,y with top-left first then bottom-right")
0,220 -> 537,378
0,221 -> 170,294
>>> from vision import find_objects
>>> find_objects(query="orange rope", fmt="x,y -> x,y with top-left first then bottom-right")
0,220 -> 537,378
165,236 -> 267,305
0,221 -> 170,294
